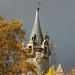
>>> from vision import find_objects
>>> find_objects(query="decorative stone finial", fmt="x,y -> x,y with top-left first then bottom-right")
37,0 -> 41,12
46,31 -> 48,35
45,31 -> 49,39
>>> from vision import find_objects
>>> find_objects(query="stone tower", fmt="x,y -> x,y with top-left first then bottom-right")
25,1 -> 51,75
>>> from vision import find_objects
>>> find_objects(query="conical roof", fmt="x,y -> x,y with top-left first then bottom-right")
30,8 -> 43,45
56,64 -> 64,73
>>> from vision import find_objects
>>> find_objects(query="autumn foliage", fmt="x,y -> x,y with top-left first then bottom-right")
0,16 -> 37,75
45,65 -> 56,75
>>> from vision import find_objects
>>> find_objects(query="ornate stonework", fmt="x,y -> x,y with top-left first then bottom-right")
23,1 -> 51,74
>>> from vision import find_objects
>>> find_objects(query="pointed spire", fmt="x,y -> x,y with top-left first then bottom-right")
37,0 -> 41,12
29,0 -> 43,45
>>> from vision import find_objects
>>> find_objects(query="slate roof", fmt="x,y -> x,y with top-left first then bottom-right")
30,9 -> 43,45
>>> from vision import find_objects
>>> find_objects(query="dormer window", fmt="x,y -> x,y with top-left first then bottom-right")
44,41 -> 49,45
29,46 -> 32,48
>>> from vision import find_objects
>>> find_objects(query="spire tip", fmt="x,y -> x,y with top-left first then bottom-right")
37,0 -> 41,12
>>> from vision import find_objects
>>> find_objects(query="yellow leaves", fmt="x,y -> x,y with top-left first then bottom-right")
45,65 -> 56,75
50,42 -> 56,50
0,17 -> 23,34
14,64 -> 18,68
8,18 -> 23,29
16,44 -> 21,48
0,16 -> 37,75
0,15 -> 4,21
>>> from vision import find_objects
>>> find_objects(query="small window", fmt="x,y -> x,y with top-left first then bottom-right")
44,47 -> 47,54
29,46 -> 32,48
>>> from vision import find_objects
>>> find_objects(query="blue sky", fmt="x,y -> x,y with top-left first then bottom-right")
0,0 -> 75,71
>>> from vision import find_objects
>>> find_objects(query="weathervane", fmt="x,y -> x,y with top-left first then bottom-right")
37,0 -> 41,12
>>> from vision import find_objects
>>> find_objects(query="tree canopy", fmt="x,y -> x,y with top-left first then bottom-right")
0,16 -> 37,75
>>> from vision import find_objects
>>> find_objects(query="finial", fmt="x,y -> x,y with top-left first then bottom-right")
37,0 -> 41,12
46,31 -> 48,35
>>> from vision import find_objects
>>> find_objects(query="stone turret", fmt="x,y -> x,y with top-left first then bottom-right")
25,1 -> 51,75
